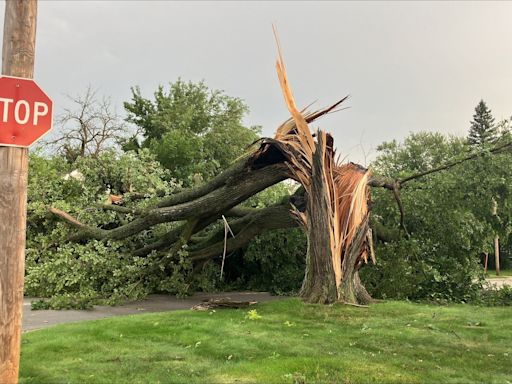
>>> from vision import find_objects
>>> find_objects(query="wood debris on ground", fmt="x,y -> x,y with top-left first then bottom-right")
191,298 -> 258,311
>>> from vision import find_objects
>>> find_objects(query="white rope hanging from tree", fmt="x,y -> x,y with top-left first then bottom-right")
220,215 -> 235,280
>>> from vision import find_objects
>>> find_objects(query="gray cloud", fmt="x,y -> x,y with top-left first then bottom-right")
1,1 -> 511,164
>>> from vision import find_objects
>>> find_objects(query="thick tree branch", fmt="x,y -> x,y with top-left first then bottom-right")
392,183 -> 408,236
97,204 -> 142,215
50,161 -> 288,241
370,217 -> 401,243
132,224 -> 184,257
368,140 -> 512,235
399,139 -> 512,185
156,154 -> 254,208
189,203 -> 298,262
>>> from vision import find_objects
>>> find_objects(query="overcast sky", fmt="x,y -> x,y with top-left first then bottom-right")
2,1 -> 511,164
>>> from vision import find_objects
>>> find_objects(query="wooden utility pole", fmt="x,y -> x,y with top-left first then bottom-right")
495,235 -> 500,276
491,198 -> 500,276
0,1 -> 37,383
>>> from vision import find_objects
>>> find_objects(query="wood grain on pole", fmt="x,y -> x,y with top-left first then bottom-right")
495,235 -> 500,276
0,1 -> 37,383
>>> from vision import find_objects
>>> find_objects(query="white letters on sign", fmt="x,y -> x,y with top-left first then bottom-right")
0,97 -> 49,125
0,98 -> 13,123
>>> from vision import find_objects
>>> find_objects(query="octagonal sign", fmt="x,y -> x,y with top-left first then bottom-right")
0,76 -> 53,147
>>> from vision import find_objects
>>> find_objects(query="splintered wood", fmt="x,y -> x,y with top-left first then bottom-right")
271,28 -> 372,303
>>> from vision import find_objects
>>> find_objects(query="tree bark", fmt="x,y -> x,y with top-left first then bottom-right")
50,160 -> 288,242
189,203 -> 298,262
337,217 -> 372,304
299,135 -> 337,304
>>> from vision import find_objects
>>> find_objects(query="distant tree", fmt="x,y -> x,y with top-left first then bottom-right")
123,79 -> 261,185
468,100 -> 497,146
496,117 -> 511,139
365,131 -> 512,301
47,86 -> 128,162
373,132 -> 466,177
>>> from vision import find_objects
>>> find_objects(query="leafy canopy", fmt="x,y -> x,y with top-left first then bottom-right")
26,150 -> 183,308
124,79 -> 261,184
364,130 -> 512,301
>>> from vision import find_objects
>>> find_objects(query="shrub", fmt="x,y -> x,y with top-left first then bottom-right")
25,150 -> 179,308
477,286 -> 512,306
227,228 -> 307,295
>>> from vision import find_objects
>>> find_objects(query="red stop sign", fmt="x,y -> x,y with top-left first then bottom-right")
0,76 -> 53,147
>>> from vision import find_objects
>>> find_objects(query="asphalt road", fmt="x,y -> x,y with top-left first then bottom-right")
23,292 -> 284,332
23,280 -> 512,332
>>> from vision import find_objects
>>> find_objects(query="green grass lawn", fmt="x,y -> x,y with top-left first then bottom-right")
487,269 -> 512,278
20,299 -> 512,384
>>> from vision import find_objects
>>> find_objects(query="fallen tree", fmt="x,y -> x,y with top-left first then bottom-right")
50,45 -> 381,305
50,46 -> 512,306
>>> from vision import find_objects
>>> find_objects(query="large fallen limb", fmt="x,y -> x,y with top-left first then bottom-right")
155,154 -> 255,208
50,161 -> 288,241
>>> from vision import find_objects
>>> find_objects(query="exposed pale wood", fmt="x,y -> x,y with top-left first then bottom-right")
0,2 -> 37,382
48,207 -> 88,229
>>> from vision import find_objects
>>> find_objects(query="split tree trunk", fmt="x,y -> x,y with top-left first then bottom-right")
300,136 -> 337,304
337,217 -> 372,305
51,130 -> 375,306
50,46 -> 376,307
298,133 -> 373,305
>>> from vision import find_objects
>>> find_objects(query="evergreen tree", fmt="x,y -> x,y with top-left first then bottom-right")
468,100 -> 497,146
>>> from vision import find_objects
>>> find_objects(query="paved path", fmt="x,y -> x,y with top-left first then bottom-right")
23,292 -> 283,332
485,277 -> 512,289
24,280 -> 511,332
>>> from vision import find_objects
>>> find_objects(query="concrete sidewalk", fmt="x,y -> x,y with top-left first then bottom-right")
23,292 -> 283,332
